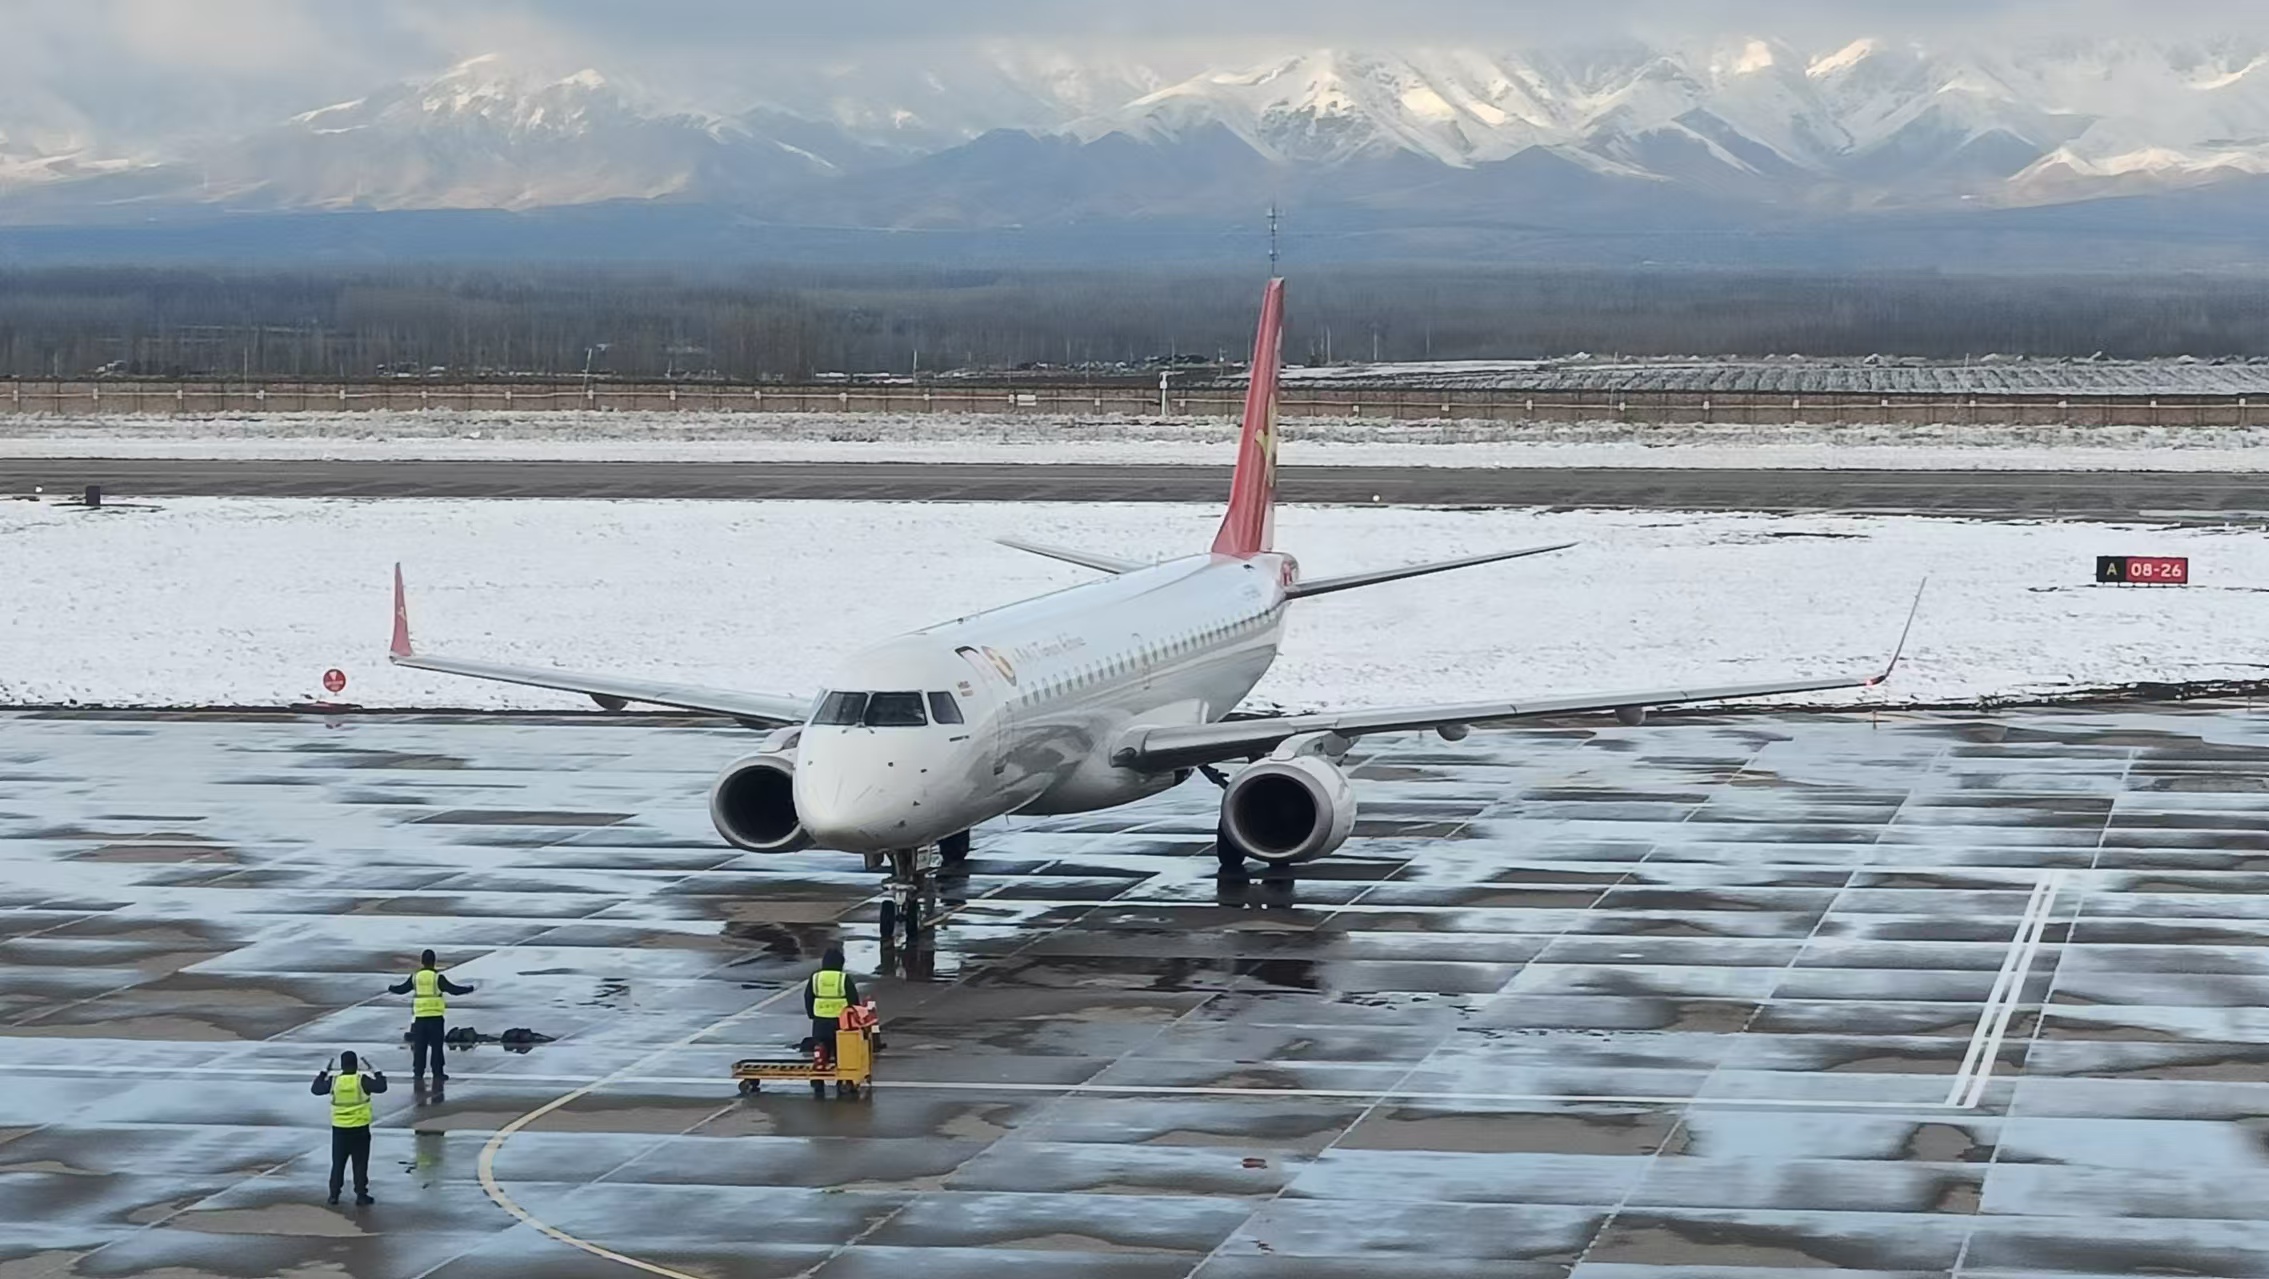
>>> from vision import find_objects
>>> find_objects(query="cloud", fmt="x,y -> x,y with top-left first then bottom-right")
1,0 -> 437,145
108,0 -> 336,73
402,0 -> 2269,49
8,0 -> 2269,149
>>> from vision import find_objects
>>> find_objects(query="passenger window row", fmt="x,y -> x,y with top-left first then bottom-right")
1014,608 -> 1276,706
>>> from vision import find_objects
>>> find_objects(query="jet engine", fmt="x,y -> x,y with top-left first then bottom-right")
1220,754 -> 1357,864
708,747 -> 810,854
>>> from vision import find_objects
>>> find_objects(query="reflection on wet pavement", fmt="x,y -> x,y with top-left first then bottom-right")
4,705 -> 2269,1275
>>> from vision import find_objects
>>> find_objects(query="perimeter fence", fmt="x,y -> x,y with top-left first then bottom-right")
4,379 -> 2265,427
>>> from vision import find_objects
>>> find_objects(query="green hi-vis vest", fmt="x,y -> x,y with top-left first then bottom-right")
331,1071 -> 373,1129
810,969 -> 849,1020
413,968 -> 445,1019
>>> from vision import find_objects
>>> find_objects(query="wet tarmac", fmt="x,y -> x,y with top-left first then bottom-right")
4,703 -> 2269,1276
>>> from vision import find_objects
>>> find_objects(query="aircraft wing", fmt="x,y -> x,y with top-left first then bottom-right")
1112,585 -> 1924,774
1287,542 -> 1576,599
387,566 -> 809,726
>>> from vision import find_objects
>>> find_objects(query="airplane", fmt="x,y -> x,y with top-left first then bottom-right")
389,276 -> 1913,906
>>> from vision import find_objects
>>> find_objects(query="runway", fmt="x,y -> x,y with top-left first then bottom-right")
5,703 -> 2269,1276
10,456 -> 2269,520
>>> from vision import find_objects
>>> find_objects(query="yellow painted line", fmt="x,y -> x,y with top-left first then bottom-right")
474,982 -> 803,1278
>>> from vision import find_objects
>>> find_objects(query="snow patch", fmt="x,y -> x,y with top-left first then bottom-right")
12,410 -> 2269,471
2,498 -> 2254,711
1809,39 -> 1880,79
1731,40 -> 1780,76
2192,55 -> 2268,92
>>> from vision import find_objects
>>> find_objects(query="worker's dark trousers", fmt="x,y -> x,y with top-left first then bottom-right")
329,1125 -> 372,1197
810,1019 -> 837,1061
411,1016 -> 447,1083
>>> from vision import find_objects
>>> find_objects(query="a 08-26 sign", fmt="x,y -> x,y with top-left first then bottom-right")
2096,555 -> 2190,585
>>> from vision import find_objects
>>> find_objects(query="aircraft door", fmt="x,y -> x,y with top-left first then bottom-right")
954,646 -> 1013,776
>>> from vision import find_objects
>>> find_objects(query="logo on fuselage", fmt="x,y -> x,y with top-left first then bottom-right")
980,646 -> 1019,685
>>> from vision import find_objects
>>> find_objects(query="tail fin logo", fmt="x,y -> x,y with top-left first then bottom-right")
1212,277 -> 1285,558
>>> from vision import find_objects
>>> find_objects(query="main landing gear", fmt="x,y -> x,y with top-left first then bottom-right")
1215,822 -> 1296,889
1216,822 -> 1251,883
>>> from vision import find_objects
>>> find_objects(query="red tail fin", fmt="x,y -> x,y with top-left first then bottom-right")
1212,277 -> 1284,558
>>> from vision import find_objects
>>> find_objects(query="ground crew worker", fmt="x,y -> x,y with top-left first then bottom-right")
804,946 -> 861,1063
388,949 -> 473,1095
312,1050 -> 387,1205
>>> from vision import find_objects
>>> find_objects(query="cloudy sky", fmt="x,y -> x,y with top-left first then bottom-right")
7,0 -> 2265,148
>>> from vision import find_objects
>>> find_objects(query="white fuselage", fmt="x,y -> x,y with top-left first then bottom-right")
793,551 -> 1297,852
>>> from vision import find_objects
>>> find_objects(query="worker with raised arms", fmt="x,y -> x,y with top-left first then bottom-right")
389,948 -> 474,1098
312,1049 -> 387,1205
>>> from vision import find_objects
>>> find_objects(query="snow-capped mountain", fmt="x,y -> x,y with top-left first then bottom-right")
744,47 -> 1176,153
176,55 -> 876,211
1076,38 -> 2218,206
1994,42 -> 2269,201
11,36 -> 2269,237
0,123 -> 141,192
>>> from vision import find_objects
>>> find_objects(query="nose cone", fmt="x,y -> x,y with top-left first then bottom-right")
794,738 -> 947,852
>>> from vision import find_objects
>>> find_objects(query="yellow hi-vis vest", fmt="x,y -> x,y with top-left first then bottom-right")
412,968 -> 445,1019
331,1071 -> 373,1129
809,969 -> 848,1021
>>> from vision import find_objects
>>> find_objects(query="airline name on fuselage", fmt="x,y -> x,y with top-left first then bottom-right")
1009,634 -> 1089,664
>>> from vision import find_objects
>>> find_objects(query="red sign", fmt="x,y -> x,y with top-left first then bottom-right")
322,668 -> 348,694
2126,556 -> 2189,584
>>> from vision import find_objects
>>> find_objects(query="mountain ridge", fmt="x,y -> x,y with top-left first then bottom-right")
8,37 -> 2269,266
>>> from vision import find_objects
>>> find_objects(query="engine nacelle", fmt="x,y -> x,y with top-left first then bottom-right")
708,751 -> 811,853
1221,754 -> 1357,864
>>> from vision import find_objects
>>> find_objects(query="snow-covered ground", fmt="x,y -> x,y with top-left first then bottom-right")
7,411 -> 2269,470
4,496 -> 2261,709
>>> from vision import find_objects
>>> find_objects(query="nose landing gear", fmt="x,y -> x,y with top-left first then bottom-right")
876,845 -> 941,953
869,830 -> 973,960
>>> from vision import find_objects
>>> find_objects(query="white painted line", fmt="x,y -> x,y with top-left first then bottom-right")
0,1059 -> 1963,1112
1943,874 -> 2053,1106
463,982 -> 803,1279
989,876 -> 2102,918
1945,871 -> 2063,1108
864,1079 -> 1959,1110
1959,870 -> 2064,1110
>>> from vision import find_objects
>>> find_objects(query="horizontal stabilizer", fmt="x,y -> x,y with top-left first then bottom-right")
1287,542 -> 1576,599
997,538 -> 1146,575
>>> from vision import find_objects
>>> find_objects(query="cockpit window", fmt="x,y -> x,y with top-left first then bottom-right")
927,691 -> 965,724
863,692 -> 928,727
814,691 -> 867,725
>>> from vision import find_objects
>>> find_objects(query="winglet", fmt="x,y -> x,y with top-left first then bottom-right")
1865,578 -> 1926,687
390,563 -> 413,660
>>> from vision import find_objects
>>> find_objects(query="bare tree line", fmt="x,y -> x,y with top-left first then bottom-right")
2,265 -> 2267,381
